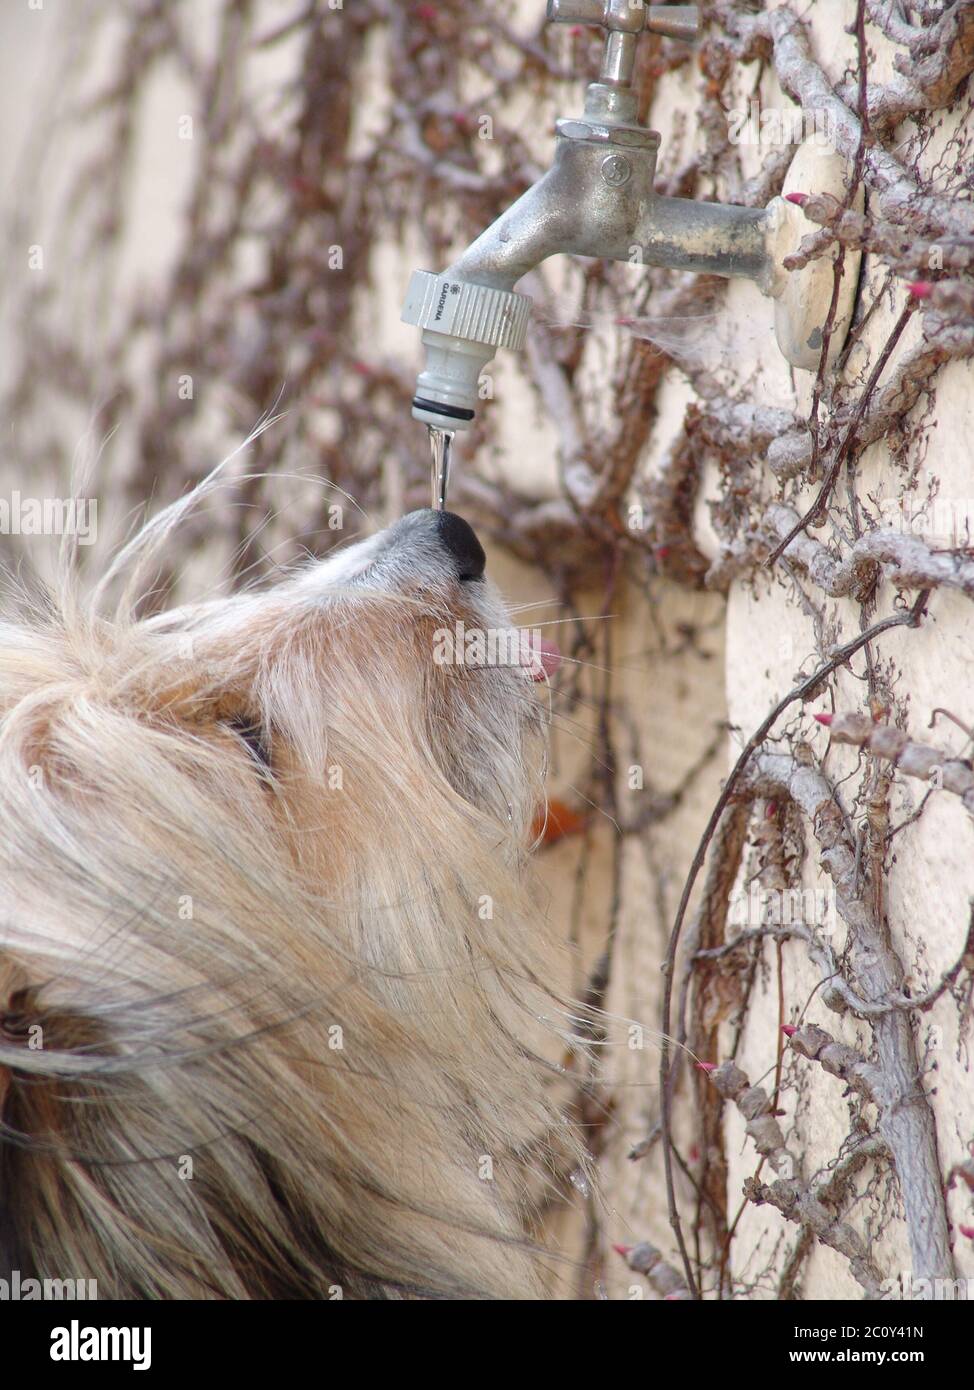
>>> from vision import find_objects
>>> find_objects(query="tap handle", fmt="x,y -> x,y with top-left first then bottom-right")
547,3 -> 700,42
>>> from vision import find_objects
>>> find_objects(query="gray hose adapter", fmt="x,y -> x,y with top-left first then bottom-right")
401,270 -> 533,431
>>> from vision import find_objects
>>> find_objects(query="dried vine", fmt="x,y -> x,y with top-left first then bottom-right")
2,0 -> 973,1300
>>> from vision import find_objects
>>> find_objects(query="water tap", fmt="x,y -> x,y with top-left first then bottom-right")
401,1 -> 863,434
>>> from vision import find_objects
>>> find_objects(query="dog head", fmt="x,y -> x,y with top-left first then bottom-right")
0,500 -> 580,1300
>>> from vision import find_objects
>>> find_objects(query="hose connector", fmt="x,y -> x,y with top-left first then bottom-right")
401,270 -> 533,431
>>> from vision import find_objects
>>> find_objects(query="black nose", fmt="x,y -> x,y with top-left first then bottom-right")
436,511 -> 486,581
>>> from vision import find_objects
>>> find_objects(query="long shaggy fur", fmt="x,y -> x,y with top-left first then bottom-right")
0,476 -> 584,1299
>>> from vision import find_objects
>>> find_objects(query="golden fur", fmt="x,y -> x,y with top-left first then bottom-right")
0,477 -> 584,1299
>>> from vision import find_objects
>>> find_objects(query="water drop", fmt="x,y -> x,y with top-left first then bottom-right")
569,1168 -> 591,1198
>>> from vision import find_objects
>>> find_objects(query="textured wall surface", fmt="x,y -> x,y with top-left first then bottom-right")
2,0 -> 972,1299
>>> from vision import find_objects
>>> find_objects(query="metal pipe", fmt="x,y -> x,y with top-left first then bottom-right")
447,148 -> 771,292
602,31 -> 636,86
630,196 -> 771,285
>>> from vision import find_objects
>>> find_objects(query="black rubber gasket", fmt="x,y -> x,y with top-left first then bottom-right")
411,396 -> 475,422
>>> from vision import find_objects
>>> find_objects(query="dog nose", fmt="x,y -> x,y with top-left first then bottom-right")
436,511 -> 486,581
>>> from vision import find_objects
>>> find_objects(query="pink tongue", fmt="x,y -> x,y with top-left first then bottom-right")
530,637 -> 561,682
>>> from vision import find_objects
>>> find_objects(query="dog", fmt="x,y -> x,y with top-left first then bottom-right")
0,482 -> 585,1300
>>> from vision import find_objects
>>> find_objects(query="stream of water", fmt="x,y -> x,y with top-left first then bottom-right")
428,425 -> 454,511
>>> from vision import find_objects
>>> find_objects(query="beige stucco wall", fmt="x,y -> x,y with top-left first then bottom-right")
2,0 -> 972,1299
606,4 -> 974,1298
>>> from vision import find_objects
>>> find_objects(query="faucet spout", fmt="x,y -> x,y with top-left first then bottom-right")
450,123 -> 775,296
447,166 -> 575,293
400,156 -> 588,432
402,119 -> 777,430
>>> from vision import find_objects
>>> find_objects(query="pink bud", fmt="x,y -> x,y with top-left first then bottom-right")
415,4 -> 438,20
814,713 -> 833,726
908,281 -> 934,300
612,1243 -> 632,1257
766,801 -> 778,819
655,546 -> 670,560
959,1225 -> 974,1241
695,1061 -> 717,1073
785,192 -> 809,207
782,1025 -> 797,1037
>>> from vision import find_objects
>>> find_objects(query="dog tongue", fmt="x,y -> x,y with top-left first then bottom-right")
530,637 -> 561,682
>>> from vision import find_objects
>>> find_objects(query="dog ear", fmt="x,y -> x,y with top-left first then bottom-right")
221,711 -> 273,773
